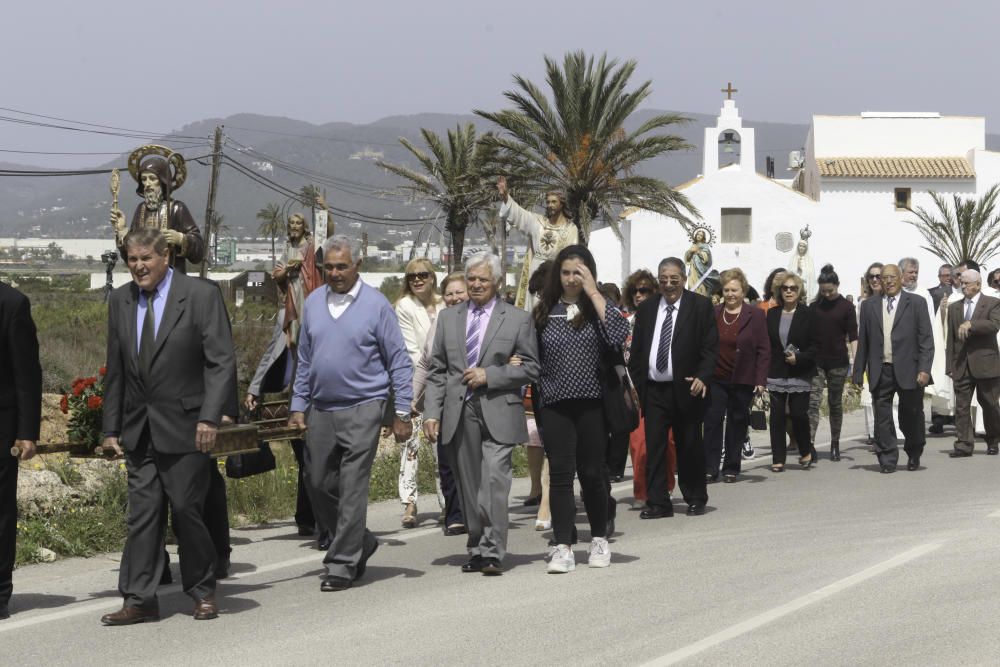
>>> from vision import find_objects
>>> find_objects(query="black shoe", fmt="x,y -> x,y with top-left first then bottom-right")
906,457 -> 920,471
0,605 -> 8,620
705,474 -> 718,484
949,450 -> 973,458
320,575 -> 352,592
461,555 -> 485,573
297,525 -> 315,537
686,504 -> 706,516
606,517 -> 616,537
988,446 -> 999,455
317,533 -> 332,551
214,555 -> 231,580
928,423 -> 944,434
524,495 -> 541,507
830,444 -> 841,461
610,475 -> 624,483
723,474 -> 737,483
481,558 -> 503,576
880,464 -> 896,474
640,505 -> 674,519
356,535 -> 379,580
445,524 -> 467,536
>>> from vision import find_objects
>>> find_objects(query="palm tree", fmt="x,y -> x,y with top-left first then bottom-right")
299,184 -> 322,208
475,51 -> 698,244
377,123 -> 495,269
208,212 -> 228,265
256,202 -> 284,265
904,185 -> 1000,266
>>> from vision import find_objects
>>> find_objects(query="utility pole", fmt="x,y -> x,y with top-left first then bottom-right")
200,125 -> 223,278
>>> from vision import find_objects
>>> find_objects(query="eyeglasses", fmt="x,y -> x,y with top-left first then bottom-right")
867,274 -> 881,281
781,285 -> 800,292
658,277 -> 683,286
406,271 -> 431,282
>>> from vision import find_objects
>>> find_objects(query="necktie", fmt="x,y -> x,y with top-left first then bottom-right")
655,304 -> 675,373
965,299 -> 974,321
887,296 -> 895,314
466,305 -> 485,368
138,290 -> 156,385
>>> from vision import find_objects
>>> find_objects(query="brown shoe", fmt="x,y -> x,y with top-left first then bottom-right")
402,502 -> 417,529
100,605 -> 159,626
193,595 -> 218,621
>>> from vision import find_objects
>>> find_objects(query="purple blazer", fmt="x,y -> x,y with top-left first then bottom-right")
714,303 -> 770,387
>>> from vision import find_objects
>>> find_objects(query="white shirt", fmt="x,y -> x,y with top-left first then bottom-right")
963,292 -> 980,320
648,293 -> 682,382
327,278 -> 363,319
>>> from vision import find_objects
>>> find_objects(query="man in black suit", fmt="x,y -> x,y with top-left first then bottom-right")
628,257 -> 718,517
101,228 -> 236,625
853,264 -> 934,473
0,282 -> 42,620
928,263 -> 954,314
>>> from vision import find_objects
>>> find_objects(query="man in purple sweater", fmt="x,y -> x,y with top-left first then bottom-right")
289,235 -> 413,592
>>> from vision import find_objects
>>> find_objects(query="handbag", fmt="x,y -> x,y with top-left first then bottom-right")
749,390 -> 768,431
594,323 -> 640,435
225,442 -> 276,478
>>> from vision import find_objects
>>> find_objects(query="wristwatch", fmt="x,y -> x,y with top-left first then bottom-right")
396,411 -> 412,423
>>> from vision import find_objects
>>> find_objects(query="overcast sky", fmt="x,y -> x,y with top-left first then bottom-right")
3,0 -> 998,167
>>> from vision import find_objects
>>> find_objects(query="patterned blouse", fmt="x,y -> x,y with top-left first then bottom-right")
537,301 -> 630,407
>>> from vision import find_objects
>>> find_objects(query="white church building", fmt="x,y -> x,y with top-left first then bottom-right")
590,94 -> 1000,299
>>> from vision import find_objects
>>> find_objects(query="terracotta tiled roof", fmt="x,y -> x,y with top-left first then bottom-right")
816,157 -> 974,178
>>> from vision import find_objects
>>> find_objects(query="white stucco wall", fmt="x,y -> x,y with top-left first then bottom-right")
812,114 -> 985,157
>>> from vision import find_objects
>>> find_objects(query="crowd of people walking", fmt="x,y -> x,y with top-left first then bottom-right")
4,180 -> 1000,624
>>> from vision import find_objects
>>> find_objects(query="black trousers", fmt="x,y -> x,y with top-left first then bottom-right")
643,381 -> 708,509
537,399 -> 608,545
703,381 -> 754,477
606,431 -> 630,479
769,390 -> 811,465
122,435 -> 216,609
437,439 -> 465,526
873,363 -> 925,466
0,454 -> 16,608
291,439 -> 317,531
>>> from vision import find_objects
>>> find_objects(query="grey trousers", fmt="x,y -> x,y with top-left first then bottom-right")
445,400 -> 514,561
305,401 -> 382,579
953,372 -> 1000,453
120,436 -> 215,608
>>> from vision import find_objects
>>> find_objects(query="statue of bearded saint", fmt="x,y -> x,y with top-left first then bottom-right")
109,153 -> 205,273
273,213 -> 322,348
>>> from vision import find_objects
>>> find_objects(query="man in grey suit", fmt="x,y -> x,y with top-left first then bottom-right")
101,228 -> 237,624
945,269 -> 1000,457
423,252 -> 539,575
853,264 -> 934,473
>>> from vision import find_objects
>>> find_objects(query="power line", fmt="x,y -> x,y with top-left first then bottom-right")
0,152 -> 213,177
0,115 -> 209,146
0,106 -> 209,141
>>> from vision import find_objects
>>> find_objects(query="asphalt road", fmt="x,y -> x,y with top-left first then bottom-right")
4,408 -> 1000,666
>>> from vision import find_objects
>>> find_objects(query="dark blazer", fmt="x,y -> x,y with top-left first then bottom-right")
928,284 -> 953,313
715,303 -> 770,386
0,283 -> 41,445
103,271 -> 237,454
629,290 -> 719,408
765,304 -> 820,380
853,291 -> 934,390
946,293 -> 1000,380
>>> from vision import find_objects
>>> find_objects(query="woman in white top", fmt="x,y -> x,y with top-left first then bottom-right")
395,258 -> 445,528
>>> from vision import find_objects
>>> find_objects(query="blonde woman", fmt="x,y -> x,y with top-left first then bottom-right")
395,258 -> 445,527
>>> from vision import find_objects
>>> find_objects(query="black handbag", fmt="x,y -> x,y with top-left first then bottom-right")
225,442 -> 277,478
749,390 -> 768,431
595,326 -> 640,435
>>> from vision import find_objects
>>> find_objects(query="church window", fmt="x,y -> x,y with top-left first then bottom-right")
721,208 -> 752,243
894,188 -> 911,210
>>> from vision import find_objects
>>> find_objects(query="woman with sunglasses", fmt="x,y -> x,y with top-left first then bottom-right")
622,270 -> 676,508
858,262 -> 884,447
395,258 -> 445,528
765,272 -> 820,472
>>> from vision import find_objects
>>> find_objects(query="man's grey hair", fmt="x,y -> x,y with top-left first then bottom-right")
898,257 -> 919,271
657,257 -> 686,276
464,251 -> 502,283
961,269 -> 982,284
323,235 -> 364,263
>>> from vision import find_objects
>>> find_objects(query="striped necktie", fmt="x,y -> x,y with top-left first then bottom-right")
655,303 -> 675,373
466,305 -> 485,368
886,296 -> 896,314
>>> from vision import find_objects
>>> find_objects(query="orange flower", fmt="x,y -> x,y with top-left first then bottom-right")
72,383 -> 84,397
60,394 -> 69,414
98,366 -> 107,376
87,395 -> 103,410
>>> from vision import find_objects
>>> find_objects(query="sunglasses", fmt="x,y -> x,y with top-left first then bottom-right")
635,287 -> 653,295
867,274 -> 881,281
406,271 -> 431,282
781,285 -> 800,292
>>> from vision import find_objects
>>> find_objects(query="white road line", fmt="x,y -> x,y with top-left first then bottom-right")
638,542 -> 942,666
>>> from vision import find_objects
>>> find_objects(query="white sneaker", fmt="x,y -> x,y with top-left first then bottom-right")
544,544 -> 559,562
547,545 -> 575,573
588,537 -> 611,568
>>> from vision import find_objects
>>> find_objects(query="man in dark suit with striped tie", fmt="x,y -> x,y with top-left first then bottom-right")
628,257 -> 719,518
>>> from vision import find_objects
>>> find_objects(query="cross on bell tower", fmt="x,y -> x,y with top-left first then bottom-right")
721,82 -> 738,100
